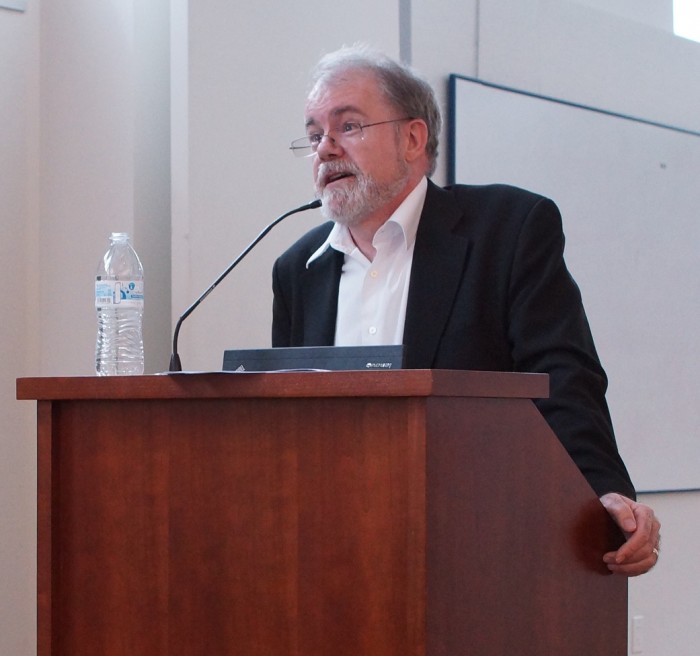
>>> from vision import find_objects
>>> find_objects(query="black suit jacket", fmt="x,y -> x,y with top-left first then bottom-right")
272,180 -> 635,498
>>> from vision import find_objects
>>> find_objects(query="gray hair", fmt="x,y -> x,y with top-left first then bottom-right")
309,44 -> 442,177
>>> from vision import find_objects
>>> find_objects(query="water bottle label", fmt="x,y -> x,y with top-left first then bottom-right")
95,280 -> 144,308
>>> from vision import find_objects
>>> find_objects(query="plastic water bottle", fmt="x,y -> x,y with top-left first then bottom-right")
95,232 -> 145,375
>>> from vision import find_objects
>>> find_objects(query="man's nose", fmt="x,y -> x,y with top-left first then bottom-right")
315,133 -> 343,159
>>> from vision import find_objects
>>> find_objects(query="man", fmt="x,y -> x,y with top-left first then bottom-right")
272,45 -> 660,576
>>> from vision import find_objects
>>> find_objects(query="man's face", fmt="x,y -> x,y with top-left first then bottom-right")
304,71 -> 412,227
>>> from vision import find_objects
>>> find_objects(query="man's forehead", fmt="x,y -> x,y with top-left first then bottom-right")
304,104 -> 365,127
304,71 -> 385,121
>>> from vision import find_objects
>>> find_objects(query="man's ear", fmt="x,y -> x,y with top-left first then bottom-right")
403,119 -> 429,165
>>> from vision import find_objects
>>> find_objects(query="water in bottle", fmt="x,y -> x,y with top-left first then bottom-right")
95,232 -> 144,375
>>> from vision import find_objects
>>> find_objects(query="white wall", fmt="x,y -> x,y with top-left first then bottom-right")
2,0 -> 697,653
39,0 -> 171,377
632,491 -> 699,655
0,5 -> 39,655
171,0 -> 401,370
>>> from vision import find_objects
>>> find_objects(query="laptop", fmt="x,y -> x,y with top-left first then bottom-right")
222,345 -> 404,372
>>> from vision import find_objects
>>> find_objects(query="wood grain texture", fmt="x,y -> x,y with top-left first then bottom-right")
24,372 -> 625,655
17,369 -> 548,401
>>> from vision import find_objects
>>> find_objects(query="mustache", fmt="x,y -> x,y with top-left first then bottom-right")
316,160 -> 363,187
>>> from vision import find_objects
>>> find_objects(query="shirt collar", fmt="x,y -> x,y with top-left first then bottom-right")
306,176 -> 428,268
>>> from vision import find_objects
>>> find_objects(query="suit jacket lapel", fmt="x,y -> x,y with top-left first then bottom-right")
403,182 -> 471,368
300,247 -> 344,346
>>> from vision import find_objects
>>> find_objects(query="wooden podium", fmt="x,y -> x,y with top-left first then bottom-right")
17,370 -> 627,655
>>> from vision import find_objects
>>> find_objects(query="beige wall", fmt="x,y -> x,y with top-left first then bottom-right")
0,4 -> 39,654
38,0 -> 171,377
2,0 -> 698,653
171,0 -> 402,369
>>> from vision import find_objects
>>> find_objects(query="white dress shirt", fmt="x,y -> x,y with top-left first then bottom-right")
306,177 -> 428,346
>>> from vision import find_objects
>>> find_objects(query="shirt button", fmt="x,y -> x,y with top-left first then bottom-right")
368,326 -> 377,335
369,270 -> 378,278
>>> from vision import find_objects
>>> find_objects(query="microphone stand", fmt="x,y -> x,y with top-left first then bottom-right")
168,198 -> 321,372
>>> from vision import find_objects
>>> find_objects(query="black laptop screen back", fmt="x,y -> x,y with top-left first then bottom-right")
222,345 -> 404,372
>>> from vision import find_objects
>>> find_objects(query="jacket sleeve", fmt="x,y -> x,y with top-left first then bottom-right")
507,196 -> 635,498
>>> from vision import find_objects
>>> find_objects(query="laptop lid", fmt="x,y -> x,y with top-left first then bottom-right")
222,345 -> 404,372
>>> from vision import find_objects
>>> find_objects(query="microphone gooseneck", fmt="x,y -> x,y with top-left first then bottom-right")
168,198 -> 322,372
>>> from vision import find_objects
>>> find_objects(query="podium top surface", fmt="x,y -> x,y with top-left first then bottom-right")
17,369 -> 548,402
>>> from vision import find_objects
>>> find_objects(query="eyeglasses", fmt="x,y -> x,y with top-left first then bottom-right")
289,117 -> 413,157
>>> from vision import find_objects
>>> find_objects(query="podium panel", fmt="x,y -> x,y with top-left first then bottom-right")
18,370 -> 627,655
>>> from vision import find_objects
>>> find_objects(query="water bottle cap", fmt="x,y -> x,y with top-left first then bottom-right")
110,232 -> 130,242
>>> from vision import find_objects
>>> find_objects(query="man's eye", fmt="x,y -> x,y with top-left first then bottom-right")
341,122 -> 361,134
308,133 -> 324,145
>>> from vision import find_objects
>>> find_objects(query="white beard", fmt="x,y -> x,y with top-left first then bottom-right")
316,160 -> 409,227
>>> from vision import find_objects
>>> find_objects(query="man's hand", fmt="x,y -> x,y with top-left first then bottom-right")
600,492 -> 661,576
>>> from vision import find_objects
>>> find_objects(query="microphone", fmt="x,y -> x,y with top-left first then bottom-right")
169,198 -> 322,372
